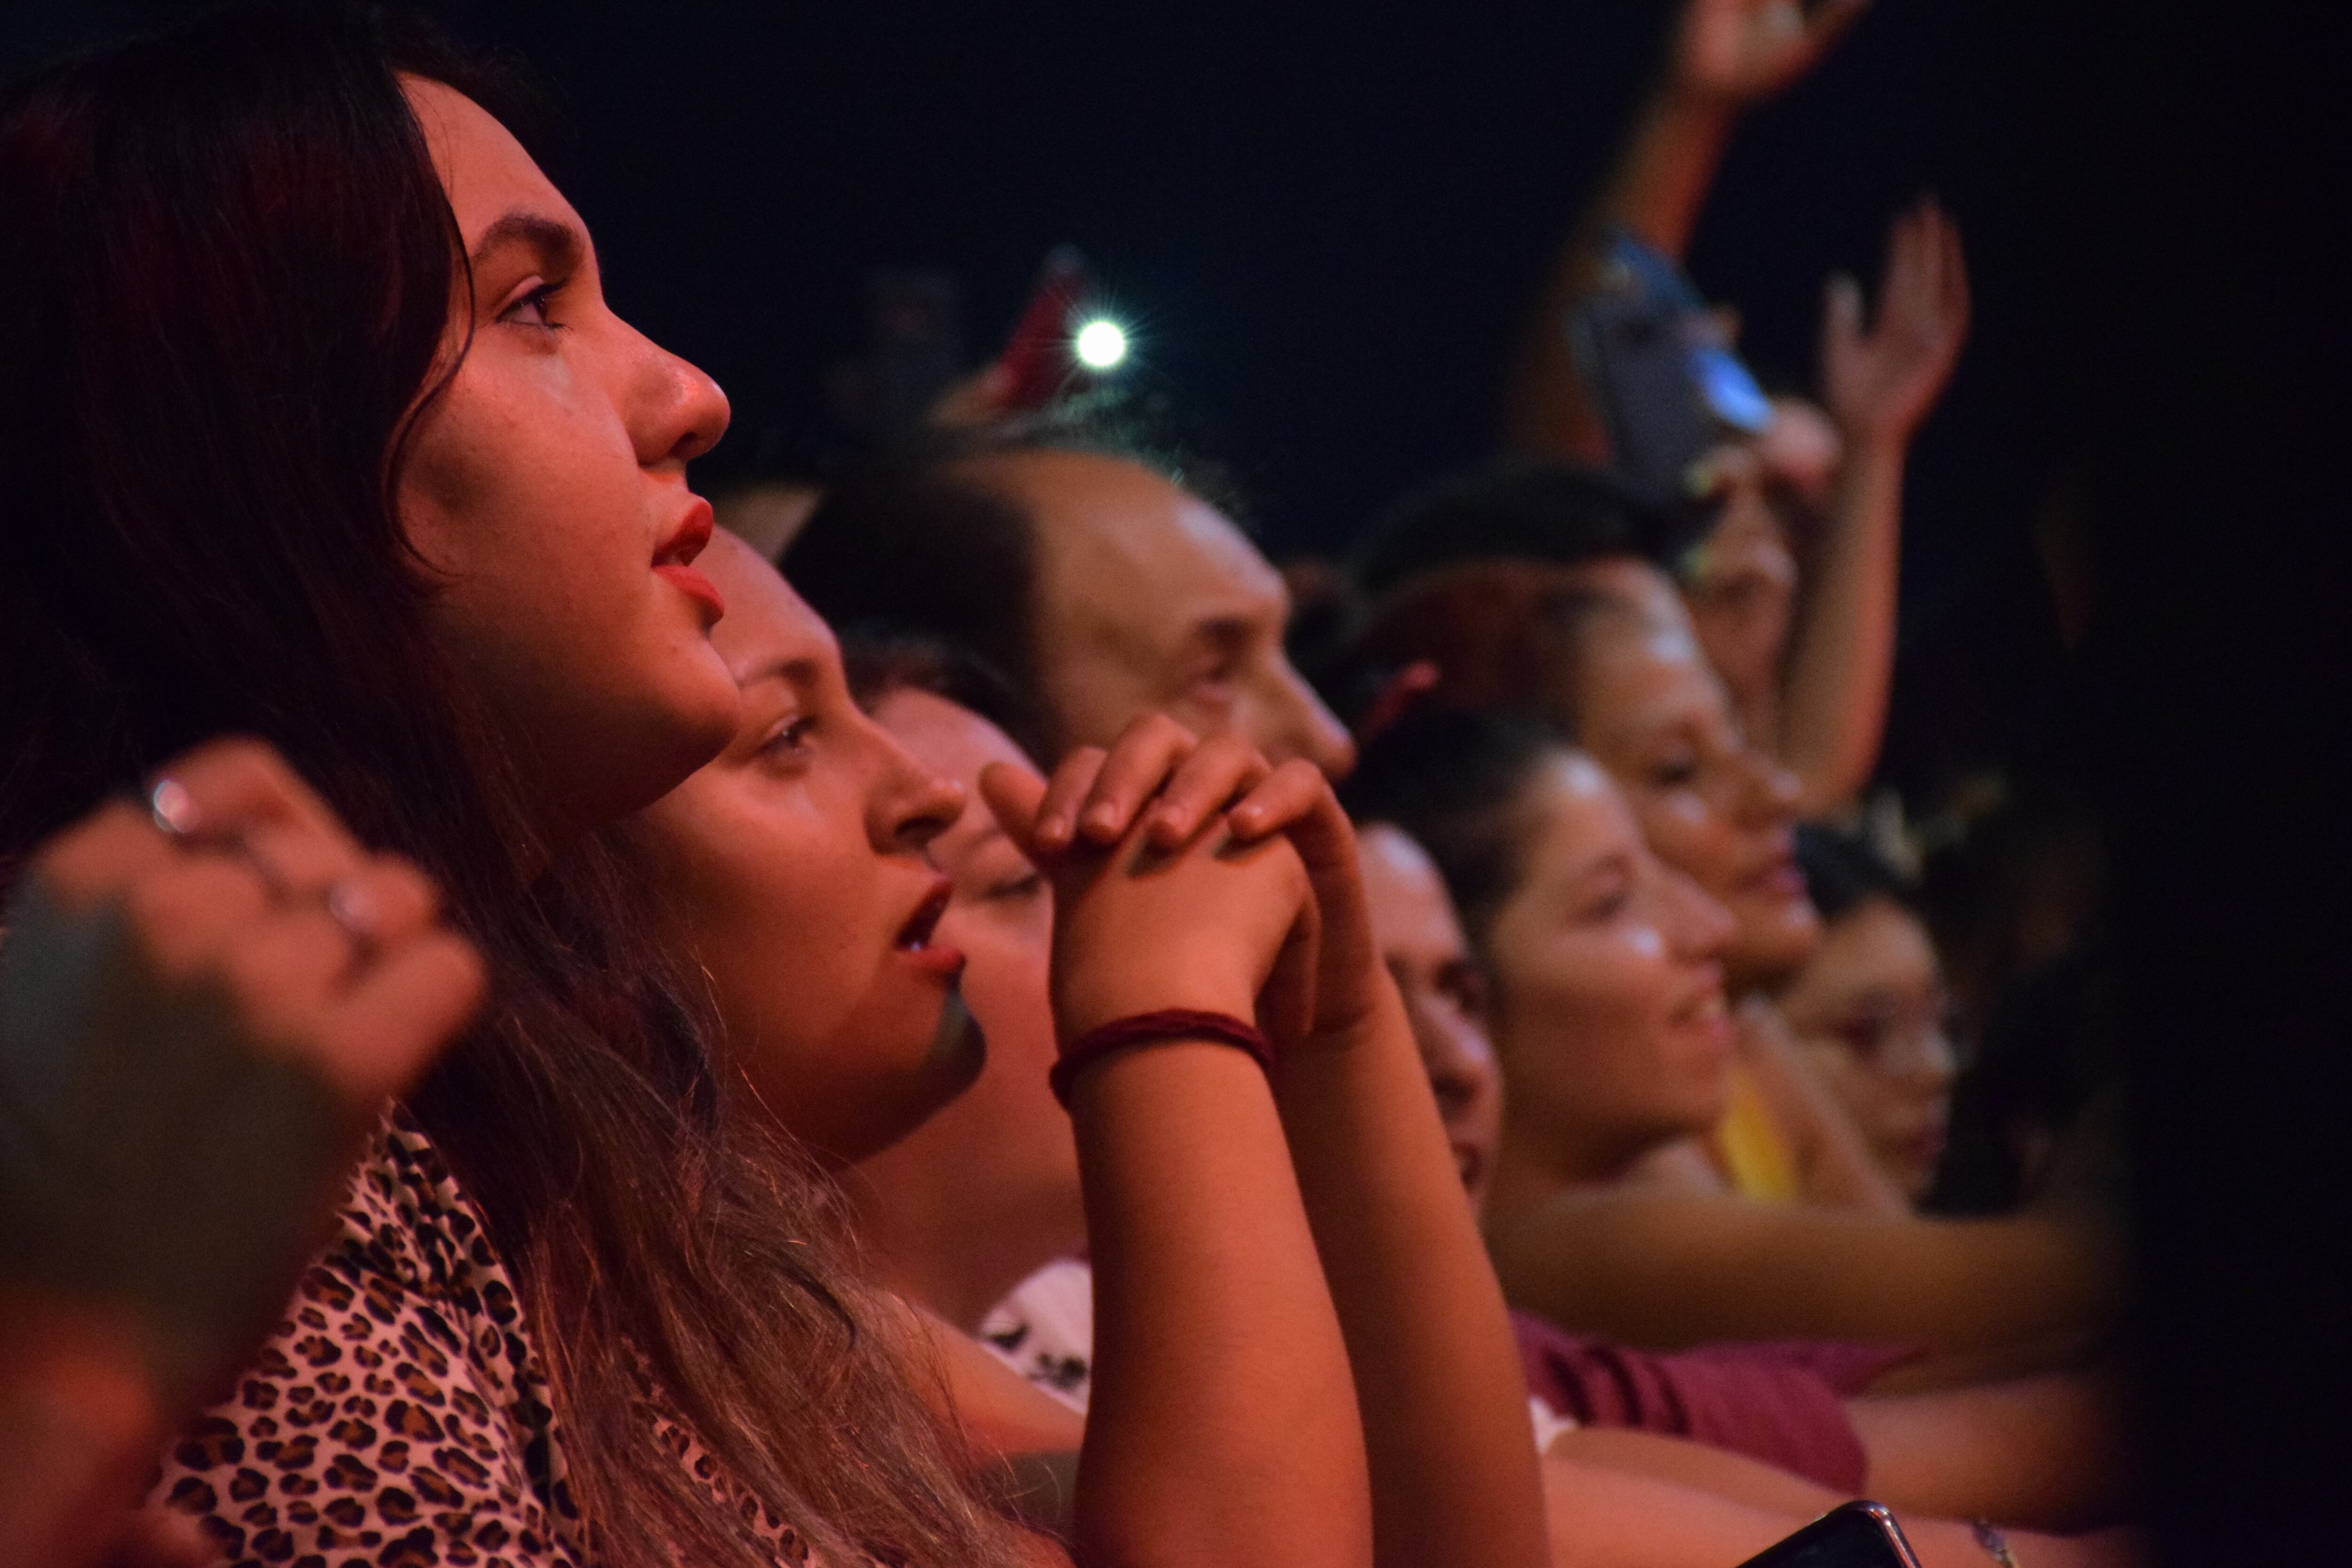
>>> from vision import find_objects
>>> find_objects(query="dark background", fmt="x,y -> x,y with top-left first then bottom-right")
10,2 -> 2352,1560
8,0 -> 2086,802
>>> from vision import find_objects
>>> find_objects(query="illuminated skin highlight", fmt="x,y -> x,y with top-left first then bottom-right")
1775,896 -> 1958,1202
396,78 -> 736,839
965,448 -> 1358,779
632,535 -> 976,1165
1478,751 -> 1741,1190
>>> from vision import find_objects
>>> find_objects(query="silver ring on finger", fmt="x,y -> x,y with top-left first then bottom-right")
321,879 -> 382,968
149,776 -> 201,839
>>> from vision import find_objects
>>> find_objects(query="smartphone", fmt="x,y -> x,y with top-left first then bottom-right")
992,245 -> 1097,411
1566,228 -> 1772,550
1733,1502 -> 1925,1568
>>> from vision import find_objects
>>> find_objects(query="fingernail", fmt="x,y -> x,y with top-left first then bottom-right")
1084,803 -> 1120,835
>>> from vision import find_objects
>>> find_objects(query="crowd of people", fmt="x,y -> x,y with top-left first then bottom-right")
0,3 -> 2136,1566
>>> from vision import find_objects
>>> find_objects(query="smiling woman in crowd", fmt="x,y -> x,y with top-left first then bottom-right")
1342,705 -> 2122,1374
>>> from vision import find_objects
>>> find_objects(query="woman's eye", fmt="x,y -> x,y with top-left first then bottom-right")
759,716 -> 814,758
1189,668 -> 1241,708
499,280 -> 564,330
1836,1019 -> 1890,1058
1648,756 -> 1700,789
985,870 -> 1046,904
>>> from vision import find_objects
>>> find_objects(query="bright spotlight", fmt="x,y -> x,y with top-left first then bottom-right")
1073,317 -> 1129,371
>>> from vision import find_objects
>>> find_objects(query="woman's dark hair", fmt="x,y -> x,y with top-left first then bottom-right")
783,406 -> 1238,762
1340,705 -> 1571,949
1793,824 -> 1918,924
1348,457 -> 1678,598
0,10 -> 1018,1565
1325,561 -> 1645,739
840,629 -> 1034,752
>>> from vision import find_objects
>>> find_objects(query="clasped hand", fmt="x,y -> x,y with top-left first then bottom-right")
980,713 -> 1391,1062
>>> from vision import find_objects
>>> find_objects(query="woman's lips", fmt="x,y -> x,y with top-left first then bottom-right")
894,879 -> 965,976
655,563 -> 725,621
653,498 -> 723,621
1741,855 -> 1808,902
1674,987 -> 1735,1055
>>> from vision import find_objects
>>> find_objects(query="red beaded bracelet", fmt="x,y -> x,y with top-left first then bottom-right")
1049,1009 -> 1275,1108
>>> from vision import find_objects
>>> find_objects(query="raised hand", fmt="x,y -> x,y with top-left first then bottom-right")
1821,197 -> 1972,450
0,737 -> 485,1407
1671,0 -> 1869,108
981,713 -> 1321,1048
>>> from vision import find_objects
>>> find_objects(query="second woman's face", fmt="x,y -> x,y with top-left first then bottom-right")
1562,562 -> 1820,988
633,535 -> 978,1165
869,688 -> 1082,1237
1483,751 -> 1739,1169
398,78 -> 739,838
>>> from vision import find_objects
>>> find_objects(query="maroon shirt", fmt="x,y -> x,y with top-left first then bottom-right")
1512,1310 -> 1916,1492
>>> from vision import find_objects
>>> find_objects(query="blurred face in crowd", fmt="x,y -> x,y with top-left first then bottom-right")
1680,397 -> 1841,729
1480,748 -> 1739,1181
1777,895 -> 1958,1202
1357,823 -> 1505,1213
856,687 -> 1085,1281
634,535 -> 979,1165
966,449 -> 1357,778
398,78 -> 738,835
1556,558 -> 1820,989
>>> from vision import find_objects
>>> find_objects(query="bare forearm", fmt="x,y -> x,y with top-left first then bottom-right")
1277,998 -> 1550,1568
1542,1449 -> 2126,1568
1071,1043 -> 1370,1568
1851,1369 -> 2134,1533
1504,88 -> 1737,457
1778,439 -> 1905,815
1490,1194 -> 2119,1357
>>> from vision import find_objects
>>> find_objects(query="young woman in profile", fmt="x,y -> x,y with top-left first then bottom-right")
0,8 -> 1549,1566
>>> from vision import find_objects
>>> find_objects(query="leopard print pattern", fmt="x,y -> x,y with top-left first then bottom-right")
148,1114 -> 828,1567
150,1114 -> 582,1566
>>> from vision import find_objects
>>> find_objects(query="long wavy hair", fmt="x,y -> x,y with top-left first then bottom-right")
0,8 -> 1023,1565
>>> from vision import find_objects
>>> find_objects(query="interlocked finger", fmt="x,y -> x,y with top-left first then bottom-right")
1143,734 -> 1274,848
1065,712 -> 1203,846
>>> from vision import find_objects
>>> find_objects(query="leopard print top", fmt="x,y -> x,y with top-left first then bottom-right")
148,1113 -> 819,1567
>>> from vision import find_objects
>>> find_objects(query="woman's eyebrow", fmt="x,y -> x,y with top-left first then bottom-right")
468,210 -> 586,274
737,656 -> 824,695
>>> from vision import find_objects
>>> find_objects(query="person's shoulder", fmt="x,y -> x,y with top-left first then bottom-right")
153,1112 -> 582,1564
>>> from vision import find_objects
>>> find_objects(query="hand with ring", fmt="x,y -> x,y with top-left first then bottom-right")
0,736 -> 486,1410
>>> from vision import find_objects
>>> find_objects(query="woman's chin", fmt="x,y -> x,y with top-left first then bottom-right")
1725,907 -> 1821,988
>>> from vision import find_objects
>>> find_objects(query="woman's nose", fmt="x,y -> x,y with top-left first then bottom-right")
628,331 -> 732,470
1736,746 -> 1803,826
868,733 -> 968,855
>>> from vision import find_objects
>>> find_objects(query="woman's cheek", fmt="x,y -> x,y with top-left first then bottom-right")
1616,922 -> 1666,962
